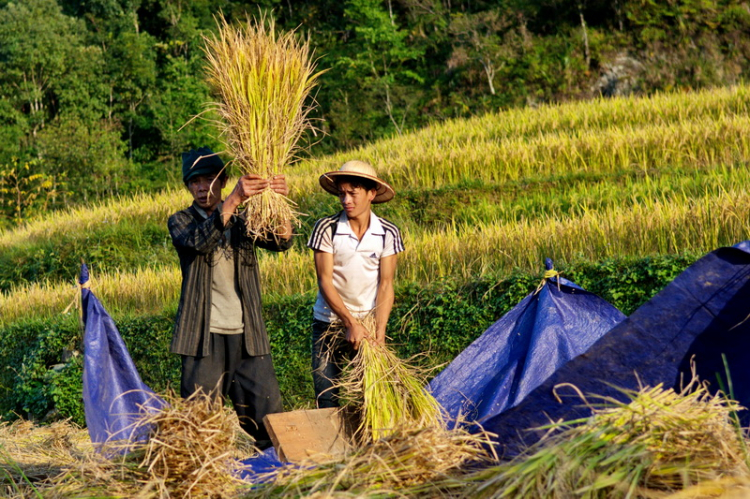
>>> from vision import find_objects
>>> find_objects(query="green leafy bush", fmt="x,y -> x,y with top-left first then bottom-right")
0,254 -> 699,424
0,316 -> 81,422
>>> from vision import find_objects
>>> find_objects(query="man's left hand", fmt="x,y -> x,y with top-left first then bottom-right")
270,175 -> 289,197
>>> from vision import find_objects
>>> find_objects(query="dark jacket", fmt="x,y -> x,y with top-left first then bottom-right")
168,204 -> 293,357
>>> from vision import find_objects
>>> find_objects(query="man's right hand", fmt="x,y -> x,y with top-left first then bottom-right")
226,174 -> 270,207
219,175 -> 270,225
346,322 -> 369,350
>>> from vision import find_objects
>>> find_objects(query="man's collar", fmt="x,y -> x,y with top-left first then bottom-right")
369,211 -> 385,235
336,210 -> 384,236
193,201 -> 223,220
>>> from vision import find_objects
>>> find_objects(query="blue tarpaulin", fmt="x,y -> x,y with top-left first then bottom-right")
485,243 -> 750,456
78,262 -> 285,475
429,259 -> 626,428
239,447 -> 286,481
80,263 -> 165,450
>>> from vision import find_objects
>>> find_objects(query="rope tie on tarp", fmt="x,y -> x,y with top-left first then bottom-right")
534,258 -> 562,294
63,264 -> 91,317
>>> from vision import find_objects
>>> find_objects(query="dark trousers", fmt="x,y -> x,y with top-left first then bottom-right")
312,320 -> 353,408
181,333 -> 282,447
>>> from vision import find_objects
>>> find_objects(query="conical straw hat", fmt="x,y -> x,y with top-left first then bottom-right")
319,160 -> 395,204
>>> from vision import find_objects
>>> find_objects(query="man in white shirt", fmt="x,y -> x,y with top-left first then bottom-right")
307,160 -> 404,408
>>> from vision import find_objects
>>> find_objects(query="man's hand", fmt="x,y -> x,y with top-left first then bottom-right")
346,322 -> 369,350
221,175 -> 273,224
270,174 -> 289,197
229,174 -> 270,204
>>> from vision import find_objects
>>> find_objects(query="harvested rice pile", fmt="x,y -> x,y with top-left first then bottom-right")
1,390 -> 257,498
243,318 -> 492,497
113,389 -> 257,497
338,339 -> 445,445
245,424 -> 495,498
459,380 -> 750,499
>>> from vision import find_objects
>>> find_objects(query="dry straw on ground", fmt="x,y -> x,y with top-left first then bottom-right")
203,14 -> 323,239
1,390 -> 259,498
660,476 -> 750,498
459,379 -> 750,499
105,389 -> 257,497
246,423 -> 495,498
5,378 -> 750,497
0,419 -> 92,497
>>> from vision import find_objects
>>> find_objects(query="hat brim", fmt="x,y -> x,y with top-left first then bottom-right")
183,164 -> 224,183
319,171 -> 395,204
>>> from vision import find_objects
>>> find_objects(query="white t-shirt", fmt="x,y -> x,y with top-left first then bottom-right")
307,211 -> 404,322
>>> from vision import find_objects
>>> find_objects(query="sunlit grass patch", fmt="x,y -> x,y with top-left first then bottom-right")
3,179 -> 749,324
0,189 -> 191,251
288,85 -> 750,193
0,266 -> 182,327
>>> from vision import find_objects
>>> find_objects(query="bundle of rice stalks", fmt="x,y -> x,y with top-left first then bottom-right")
44,389 -> 257,498
203,14 -> 323,239
246,424 -> 495,498
333,316 -> 444,445
459,379 -> 750,499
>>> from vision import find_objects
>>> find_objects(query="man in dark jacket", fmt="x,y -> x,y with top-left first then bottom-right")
168,147 -> 292,448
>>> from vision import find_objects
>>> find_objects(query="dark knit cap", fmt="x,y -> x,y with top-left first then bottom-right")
181,147 -> 225,183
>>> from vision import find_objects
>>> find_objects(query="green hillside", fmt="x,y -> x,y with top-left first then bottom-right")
0,85 -> 746,421
3,0 -> 750,226
2,84 -> 749,322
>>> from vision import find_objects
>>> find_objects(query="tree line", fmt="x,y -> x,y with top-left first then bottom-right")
1,0 -> 749,226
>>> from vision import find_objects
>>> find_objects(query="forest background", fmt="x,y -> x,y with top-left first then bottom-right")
2,0 -> 750,226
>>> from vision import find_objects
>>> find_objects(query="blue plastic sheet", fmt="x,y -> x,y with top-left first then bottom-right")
239,447 -> 286,482
485,243 -> 750,456
429,259 -> 626,428
80,263 -> 165,451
